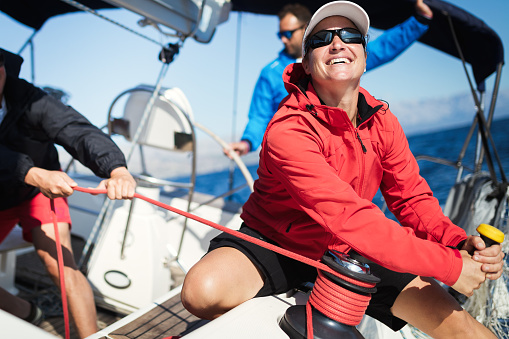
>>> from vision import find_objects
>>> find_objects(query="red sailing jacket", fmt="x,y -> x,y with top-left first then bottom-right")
241,63 -> 466,286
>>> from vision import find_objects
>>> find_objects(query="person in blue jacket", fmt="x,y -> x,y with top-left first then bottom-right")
225,0 -> 433,157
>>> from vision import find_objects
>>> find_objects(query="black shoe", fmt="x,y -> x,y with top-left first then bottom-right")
24,301 -> 44,326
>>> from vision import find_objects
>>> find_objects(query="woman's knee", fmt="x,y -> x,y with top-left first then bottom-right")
181,264 -> 216,303
181,247 -> 264,319
181,263 -> 226,319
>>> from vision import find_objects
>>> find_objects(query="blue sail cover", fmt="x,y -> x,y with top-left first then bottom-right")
1,0 -> 504,86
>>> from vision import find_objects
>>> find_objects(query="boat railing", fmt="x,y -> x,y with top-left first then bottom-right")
380,153 -> 507,235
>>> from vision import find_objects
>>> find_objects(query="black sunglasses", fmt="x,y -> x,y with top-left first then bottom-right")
305,28 -> 365,53
0,52 -> 4,68
277,25 -> 305,40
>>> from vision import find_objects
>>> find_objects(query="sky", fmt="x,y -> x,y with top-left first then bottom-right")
0,0 -> 508,171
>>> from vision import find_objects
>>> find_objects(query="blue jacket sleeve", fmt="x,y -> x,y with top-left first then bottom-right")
366,16 -> 429,71
241,68 -> 284,152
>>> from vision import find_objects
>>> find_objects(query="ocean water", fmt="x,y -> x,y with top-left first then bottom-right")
183,116 -> 509,208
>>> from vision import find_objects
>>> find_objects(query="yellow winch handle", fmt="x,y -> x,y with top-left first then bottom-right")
476,223 -> 505,247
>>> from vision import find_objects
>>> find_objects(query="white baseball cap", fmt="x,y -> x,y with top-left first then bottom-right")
302,1 -> 370,57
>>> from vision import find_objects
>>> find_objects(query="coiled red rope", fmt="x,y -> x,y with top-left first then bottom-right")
309,271 -> 372,325
305,270 -> 374,339
73,186 -> 375,338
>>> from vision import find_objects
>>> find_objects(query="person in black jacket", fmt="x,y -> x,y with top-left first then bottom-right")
0,48 -> 136,338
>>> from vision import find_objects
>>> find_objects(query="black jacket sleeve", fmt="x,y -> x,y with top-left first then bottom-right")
25,94 -> 127,178
0,144 -> 34,183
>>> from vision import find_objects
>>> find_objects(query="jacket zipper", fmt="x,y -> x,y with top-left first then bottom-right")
286,223 -> 292,233
356,131 -> 367,153
355,127 -> 367,198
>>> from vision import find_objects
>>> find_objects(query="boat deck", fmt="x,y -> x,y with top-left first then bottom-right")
14,235 -> 117,338
94,292 -> 207,339
14,235 -> 203,339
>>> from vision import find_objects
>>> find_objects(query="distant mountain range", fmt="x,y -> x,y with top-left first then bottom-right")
391,88 -> 509,136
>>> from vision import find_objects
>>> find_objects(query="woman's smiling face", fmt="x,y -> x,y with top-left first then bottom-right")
302,16 -> 366,87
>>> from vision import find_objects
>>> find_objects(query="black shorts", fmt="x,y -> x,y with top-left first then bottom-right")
208,223 -> 417,331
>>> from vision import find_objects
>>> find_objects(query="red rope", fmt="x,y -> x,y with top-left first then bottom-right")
310,272 -> 372,324
74,186 -> 375,338
50,199 -> 71,339
74,186 -> 359,282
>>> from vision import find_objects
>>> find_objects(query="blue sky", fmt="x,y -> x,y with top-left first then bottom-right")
1,0 -> 507,144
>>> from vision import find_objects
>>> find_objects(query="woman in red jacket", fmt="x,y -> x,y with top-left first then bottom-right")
182,2 -> 503,337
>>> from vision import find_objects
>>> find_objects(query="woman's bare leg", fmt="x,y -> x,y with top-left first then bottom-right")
391,276 -> 495,339
181,247 -> 264,320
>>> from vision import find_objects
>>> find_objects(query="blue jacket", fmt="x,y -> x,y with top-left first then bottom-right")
241,16 -> 428,152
